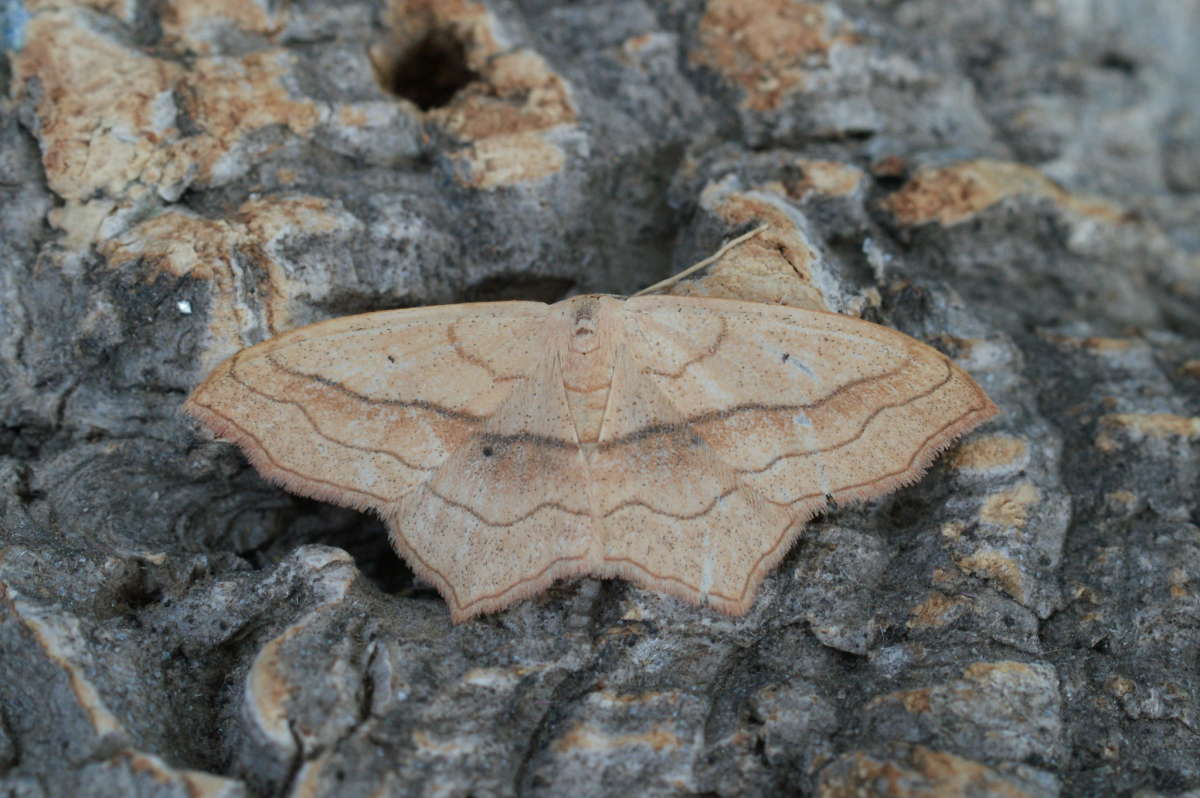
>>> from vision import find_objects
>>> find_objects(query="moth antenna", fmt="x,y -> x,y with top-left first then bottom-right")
633,224 -> 770,297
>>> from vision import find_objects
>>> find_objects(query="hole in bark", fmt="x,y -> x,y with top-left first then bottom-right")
377,28 -> 479,109
464,274 -> 576,304
1099,51 -> 1137,75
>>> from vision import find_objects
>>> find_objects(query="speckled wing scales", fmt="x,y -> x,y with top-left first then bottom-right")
616,295 -> 998,611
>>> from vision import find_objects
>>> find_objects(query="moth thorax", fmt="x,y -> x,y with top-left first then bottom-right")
559,296 -> 620,444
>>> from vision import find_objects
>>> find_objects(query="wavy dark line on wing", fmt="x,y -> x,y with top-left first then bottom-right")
635,314 -> 728,379
599,555 -> 741,603
734,359 -> 956,475
602,486 -> 741,521
446,320 -> 524,383
780,399 -> 993,506
259,355 -> 581,451
187,398 -> 396,506
228,355 -> 445,473
477,431 -> 578,450
451,553 -> 591,612
424,485 -> 592,527
563,380 -> 612,394
262,353 -> 491,422
597,364 -> 908,450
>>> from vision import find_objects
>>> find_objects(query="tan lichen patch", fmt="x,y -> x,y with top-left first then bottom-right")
552,722 -> 683,754
1076,337 -> 1137,353
908,747 -> 1037,798
337,105 -> 372,128
589,690 -> 676,708
160,0 -> 282,53
955,549 -> 1026,603
1168,567 -> 1192,599
1105,676 -> 1135,698
940,521 -> 966,541
1070,581 -> 1100,605
12,14 -> 190,203
1041,333 -> 1150,364
450,131 -> 566,189
979,482 -> 1040,529
883,159 -> 1127,228
246,619 -> 312,756
858,664 -> 1061,794
907,591 -> 969,630
461,666 -> 523,689
675,189 -> 830,310
867,687 -> 933,714
412,729 -> 476,756
432,49 -> 576,140
1104,489 -> 1140,515
870,154 -> 908,179
25,0 -> 135,15
620,32 -> 660,58
819,747 -> 1039,798
100,195 -> 357,371
949,435 -> 1029,476
436,47 -> 575,188
690,0 -> 860,112
122,750 -> 174,785
101,210 -> 231,282
182,50 -> 323,174
48,201 -> 128,252
961,660 -> 1036,683
764,159 -> 864,200
794,159 -> 863,197
1095,413 -> 1200,452
617,604 -> 648,622
92,749 -> 246,796
13,10 -> 327,245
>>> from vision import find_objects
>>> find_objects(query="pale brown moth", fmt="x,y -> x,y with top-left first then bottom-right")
185,236 -> 997,622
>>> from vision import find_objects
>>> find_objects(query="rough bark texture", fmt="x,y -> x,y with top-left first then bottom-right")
1,1 -> 1198,796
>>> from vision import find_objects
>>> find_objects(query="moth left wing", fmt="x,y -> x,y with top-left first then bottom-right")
184,302 -> 552,513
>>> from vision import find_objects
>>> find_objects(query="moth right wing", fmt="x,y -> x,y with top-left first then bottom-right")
621,296 -> 998,516
594,295 -> 997,615
589,336 -> 797,616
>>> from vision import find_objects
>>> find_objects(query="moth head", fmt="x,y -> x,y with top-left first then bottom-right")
571,316 -> 599,353
564,295 -> 616,355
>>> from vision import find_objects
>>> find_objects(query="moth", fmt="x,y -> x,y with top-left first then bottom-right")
185,270 -> 997,622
